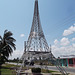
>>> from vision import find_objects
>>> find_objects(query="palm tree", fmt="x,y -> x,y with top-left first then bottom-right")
0,30 -> 16,74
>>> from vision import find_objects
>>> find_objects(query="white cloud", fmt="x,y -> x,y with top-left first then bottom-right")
54,39 -> 59,45
52,37 -> 75,58
60,37 -> 70,46
20,34 -> 25,37
52,24 -> 75,58
52,44 -> 75,58
9,50 -> 23,59
72,43 -> 75,48
74,23 -> 75,26
71,38 -> 75,41
63,25 -> 75,36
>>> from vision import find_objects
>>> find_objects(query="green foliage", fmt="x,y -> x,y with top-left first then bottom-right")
31,68 -> 41,73
8,58 -> 19,63
0,30 -> 16,65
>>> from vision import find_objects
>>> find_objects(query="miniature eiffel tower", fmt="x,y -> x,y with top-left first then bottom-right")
21,0 -> 55,62
19,0 -> 68,75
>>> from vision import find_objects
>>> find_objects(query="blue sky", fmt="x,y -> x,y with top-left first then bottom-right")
0,0 -> 75,59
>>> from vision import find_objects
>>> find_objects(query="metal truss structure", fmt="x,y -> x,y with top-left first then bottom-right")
18,0 -> 68,75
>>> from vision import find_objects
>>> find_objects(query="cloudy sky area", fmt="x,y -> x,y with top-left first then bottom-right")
52,25 -> 75,57
0,0 -> 75,59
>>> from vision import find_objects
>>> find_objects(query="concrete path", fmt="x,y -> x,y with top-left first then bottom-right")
33,65 -> 75,74
23,69 -> 75,75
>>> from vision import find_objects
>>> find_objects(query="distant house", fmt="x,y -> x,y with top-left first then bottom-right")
57,56 -> 75,67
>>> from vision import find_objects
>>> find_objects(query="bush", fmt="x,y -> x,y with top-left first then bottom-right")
31,68 -> 41,73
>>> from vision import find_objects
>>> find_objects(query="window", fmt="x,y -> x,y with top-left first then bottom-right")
69,59 -> 73,64
74,59 -> 75,63
63,59 -> 67,66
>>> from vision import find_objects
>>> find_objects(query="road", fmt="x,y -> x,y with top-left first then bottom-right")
33,65 -> 75,74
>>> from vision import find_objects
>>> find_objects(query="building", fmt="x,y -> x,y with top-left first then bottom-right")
57,55 -> 75,67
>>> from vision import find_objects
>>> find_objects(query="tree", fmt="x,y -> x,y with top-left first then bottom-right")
0,30 -> 16,74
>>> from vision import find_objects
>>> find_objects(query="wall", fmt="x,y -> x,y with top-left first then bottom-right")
57,58 -> 75,67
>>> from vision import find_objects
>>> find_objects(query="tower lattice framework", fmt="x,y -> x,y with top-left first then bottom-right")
20,0 -> 68,75
26,0 -> 49,52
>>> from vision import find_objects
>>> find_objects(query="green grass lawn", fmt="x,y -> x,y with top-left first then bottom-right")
41,69 -> 57,73
1,64 -> 16,75
1,68 -> 15,75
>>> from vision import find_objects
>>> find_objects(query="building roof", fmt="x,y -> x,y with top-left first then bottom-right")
57,55 -> 75,59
